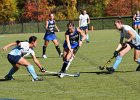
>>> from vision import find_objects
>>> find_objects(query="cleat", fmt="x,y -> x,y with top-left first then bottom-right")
4,75 -> 15,80
136,65 -> 140,71
106,67 -> 115,74
32,77 -> 43,82
58,72 -> 65,78
42,55 -> 47,58
86,41 -> 90,43
59,53 -> 63,58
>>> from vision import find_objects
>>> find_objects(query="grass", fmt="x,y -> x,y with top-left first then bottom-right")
0,30 -> 140,100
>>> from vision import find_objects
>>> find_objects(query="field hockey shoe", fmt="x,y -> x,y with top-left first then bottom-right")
32,77 -> 43,82
86,41 -> 90,43
136,65 -> 140,71
58,72 -> 65,78
106,67 -> 115,74
42,55 -> 47,58
4,75 -> 15,80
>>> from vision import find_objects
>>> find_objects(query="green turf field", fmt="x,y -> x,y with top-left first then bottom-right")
0,30 -> 140,100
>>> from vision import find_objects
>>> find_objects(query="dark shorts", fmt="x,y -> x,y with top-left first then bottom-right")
127,42 -> 140,50
44,32 -> 57,41
7,54 -> 21,64
63,41 -> 79,49
133,21 -> 140,26
80,26 -> 88,31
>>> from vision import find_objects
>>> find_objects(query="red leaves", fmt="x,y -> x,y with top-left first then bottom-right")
22,0 -> 50,21
106,0 -> 140,16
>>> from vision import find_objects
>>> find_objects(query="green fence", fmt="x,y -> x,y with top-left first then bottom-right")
0,16 -> 132,34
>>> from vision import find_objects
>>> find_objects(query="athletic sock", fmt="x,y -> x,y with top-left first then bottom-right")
113,55 -> 122,69
86,34 -> 89,41
138,29 -> 140,34
27,65 -> 38,79
43,46 -> 46,55
60,60 -> 69,73
7,67 -> 18,78
55,45 -> 61,55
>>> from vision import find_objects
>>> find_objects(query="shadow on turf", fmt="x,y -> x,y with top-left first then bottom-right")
80,70 -> 136,75
37,73 -> 58,77
0,79 -> 11,81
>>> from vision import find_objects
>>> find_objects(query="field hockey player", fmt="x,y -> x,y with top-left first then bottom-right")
106,18 -> 140,74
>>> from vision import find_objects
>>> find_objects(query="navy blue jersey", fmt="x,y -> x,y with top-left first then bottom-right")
66,28 -> 79,43
135,14 -> 140,22
47,20 -> 55,33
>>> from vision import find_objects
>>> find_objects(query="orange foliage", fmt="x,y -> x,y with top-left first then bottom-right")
106,0 -> 140,16
23,0 -> 50,21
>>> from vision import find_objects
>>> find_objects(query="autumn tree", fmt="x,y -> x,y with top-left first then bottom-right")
106,0 -> 140,16
22,0 -> 55,22
77,0 -> 108,17
0,0 -> 18,23
67,0 -> 79,20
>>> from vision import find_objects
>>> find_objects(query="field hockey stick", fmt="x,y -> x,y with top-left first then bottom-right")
44,70 -> 80,77
66,46 -> 80,71
99,56 -> 115,70
61,72 -> 80,77
99,43 -> 127,70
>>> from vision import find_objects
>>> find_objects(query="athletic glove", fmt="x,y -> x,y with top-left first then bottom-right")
114,51 -> 119,57
40,68 -> 46,73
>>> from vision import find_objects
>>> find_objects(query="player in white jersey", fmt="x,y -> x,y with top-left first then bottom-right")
133,10 -> 140,34
79,9 -> 90,43
106,19 -> 140,74
3,36 -> 46,81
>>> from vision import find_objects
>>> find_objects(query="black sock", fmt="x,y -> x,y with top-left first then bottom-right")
60,61 -> 69,73
138,29 -> 140,34
43,46 -> 46,55
55,45 -> 61,55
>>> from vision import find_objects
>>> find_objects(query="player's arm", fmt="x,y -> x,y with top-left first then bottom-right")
45,20 -> 49,30
31,54 -> 46,72
65,33 -> 72,52
133,14 -> 136,21
113,36 -> 124,57
3,42 -> 18,51
115,37 -> 124,51
77,28 -> 86,46
54,21 -> 60,32
87,16 -> 90,24
79,20 -> 81,27
126,30 -> 135,42
79,15 -> 81,27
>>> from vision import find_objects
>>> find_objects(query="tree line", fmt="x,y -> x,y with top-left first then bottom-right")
0,0 -> 140,23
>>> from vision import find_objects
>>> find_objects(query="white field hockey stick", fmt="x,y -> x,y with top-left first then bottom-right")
44,70 -> 80,77
66,46 -> 80,71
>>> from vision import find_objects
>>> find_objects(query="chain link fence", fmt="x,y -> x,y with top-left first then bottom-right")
0,16 -> 132,34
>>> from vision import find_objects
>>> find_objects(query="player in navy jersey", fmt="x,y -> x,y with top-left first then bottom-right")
59,21 -> 86,78
133,10 -> 140,34
42,13 -> 62,58
3,36 -> 46,81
